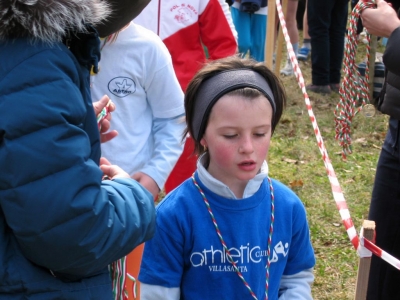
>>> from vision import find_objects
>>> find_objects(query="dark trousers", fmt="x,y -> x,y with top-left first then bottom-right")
307,0 -> 348,85
367,118 -> 400,299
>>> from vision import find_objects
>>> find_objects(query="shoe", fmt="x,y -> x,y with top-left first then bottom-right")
306,84 -> 331,95
297,47 -> 310,61
330,83 -> 340,93
280,61 -> 294,76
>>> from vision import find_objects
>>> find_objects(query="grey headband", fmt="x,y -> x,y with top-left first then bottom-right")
192,69 -> 276,141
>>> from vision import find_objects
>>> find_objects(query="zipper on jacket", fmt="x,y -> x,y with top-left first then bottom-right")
157,0 -> 161,35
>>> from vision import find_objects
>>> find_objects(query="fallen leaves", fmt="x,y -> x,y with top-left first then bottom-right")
289,179 -> 304,188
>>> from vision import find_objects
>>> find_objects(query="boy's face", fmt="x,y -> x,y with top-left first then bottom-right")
200,94 -> 273,194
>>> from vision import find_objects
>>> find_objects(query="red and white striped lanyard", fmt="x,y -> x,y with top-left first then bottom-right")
191,174 -> 275,300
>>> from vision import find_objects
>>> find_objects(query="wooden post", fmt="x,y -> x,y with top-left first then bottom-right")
368,35 -> 377,104
274,0 -> 288,76
265,0 -> 276,69
354,220 -> 376,300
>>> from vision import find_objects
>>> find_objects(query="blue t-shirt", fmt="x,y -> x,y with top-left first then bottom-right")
139,172 -> 315,299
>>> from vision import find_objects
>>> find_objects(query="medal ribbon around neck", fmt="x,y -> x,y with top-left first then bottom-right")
191,174 -> 275,300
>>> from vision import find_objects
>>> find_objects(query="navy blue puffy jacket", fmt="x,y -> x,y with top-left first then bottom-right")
0,33 -> 155,300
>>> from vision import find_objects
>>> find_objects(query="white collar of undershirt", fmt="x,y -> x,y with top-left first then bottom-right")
196,153 -> 268,199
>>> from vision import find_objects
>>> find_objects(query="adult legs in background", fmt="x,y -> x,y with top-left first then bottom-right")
280,0 -> 299,76
231,7 -> 252,58
302,4 -> 309,41
329,0 -> 348,86
367,119 -> 400,299
249,13 -> 267,62
284,0 -> 299,48
307,0 -> 333,87
298,0 -> 311,61
307,0 -> 348,94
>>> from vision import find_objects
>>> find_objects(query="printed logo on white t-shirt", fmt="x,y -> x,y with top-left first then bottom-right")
108,77 -> 136,98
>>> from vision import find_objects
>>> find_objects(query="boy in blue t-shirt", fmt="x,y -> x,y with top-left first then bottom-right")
139,56 -> 315,300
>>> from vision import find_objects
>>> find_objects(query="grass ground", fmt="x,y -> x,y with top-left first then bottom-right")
273,34 -> 388,299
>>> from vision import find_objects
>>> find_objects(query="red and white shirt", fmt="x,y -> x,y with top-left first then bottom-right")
135,0 -> 238,91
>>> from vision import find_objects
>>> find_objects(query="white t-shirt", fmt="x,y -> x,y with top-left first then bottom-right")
91,22 -> 185,188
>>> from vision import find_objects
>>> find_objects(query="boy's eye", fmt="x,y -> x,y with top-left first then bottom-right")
254,133 -> 266,137
223,134 -> 237,139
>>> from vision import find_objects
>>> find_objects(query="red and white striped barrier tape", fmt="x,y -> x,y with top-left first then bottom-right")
363,237 -> 400,269
275,0 -> 400,270
275,0 -> 358,249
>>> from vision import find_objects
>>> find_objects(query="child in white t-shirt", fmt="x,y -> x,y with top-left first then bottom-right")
90,21 -> 185,199
90,21 -> 185,299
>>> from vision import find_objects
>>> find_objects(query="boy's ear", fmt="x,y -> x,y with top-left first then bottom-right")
200,138 -> 207,147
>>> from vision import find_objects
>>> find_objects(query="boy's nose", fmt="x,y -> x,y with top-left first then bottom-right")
238,136 -> 254,153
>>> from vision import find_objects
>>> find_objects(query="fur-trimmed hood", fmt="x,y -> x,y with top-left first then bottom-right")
0,0 -> 110,42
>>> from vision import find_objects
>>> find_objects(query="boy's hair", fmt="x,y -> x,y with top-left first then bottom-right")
184,55 -> 287,156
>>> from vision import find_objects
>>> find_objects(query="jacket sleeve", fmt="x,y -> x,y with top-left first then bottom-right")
218,0 -> 238,41
199,0 -> 238,59
0,48 -> 156,280
383,26 -> 400,77
140,49 -> 185,189
140,116 -> 185,189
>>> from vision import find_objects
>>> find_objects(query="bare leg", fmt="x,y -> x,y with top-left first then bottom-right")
280,0 -> 299,75
286,0 -> 299,45
298,0 -> 311,61
303,2 -> 310,40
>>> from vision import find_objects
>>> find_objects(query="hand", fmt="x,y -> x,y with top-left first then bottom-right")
93,95 -> 118,143
132,172 -> 160,200
100,157 -> 131,180
361,0 -> 400,38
